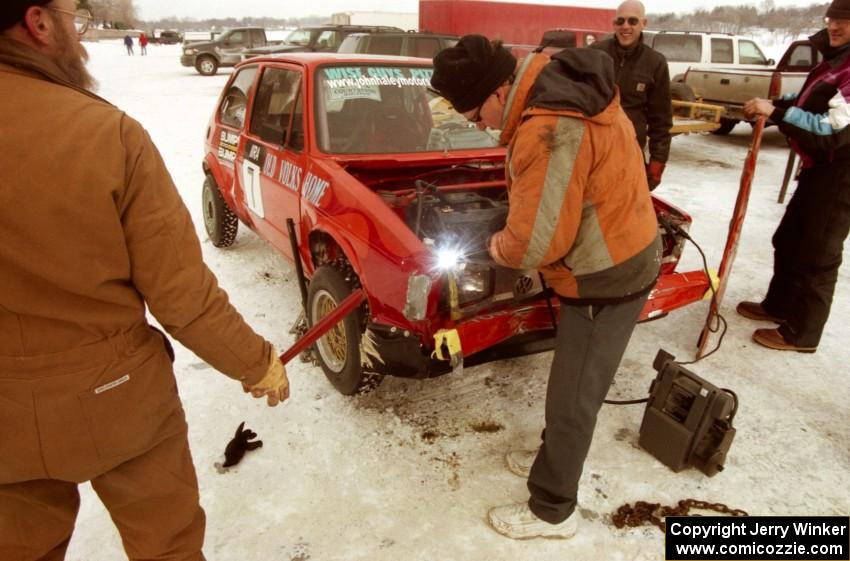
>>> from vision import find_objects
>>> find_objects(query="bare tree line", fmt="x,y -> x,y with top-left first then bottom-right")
81,0 -> 830,38
139,16 -> 329,32
76,0 -> 137,29
650,2 -> 830,42
75,0 -> 332,31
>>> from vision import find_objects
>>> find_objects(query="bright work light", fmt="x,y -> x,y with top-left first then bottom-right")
436,247 -> 462,270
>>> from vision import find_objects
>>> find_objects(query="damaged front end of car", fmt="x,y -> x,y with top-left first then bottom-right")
352,168 -> 708,381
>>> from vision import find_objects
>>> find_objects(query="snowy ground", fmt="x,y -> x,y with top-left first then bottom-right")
63,41 -> 849,561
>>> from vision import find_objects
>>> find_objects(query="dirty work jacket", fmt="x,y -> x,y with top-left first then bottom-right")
771,29 -> 850,169
489,49 -> 661,305
0,38 -> 270,483
592,35 -> 672,164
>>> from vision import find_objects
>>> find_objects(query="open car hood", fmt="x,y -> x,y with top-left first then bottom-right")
328,149 -> 507,170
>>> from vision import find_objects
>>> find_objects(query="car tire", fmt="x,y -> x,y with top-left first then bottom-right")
308,265 -> 378,395
712,118 -> 739,135
196,55 -> 218,76
202,174 -> 238,247
669,82 -> 696,102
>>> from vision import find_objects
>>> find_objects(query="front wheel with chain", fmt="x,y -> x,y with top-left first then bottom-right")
307,265 -> 382,395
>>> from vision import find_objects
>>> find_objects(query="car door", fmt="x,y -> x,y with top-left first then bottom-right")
249,28 -> 265,49
219,30 -> 248,64
240,63 -> 307,258
213,66 -> 258,221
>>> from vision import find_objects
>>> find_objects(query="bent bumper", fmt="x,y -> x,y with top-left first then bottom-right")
363,269 -> 710,378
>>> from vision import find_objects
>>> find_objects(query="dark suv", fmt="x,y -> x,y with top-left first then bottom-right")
242,25 -> 401,60
338,31 -> 458,58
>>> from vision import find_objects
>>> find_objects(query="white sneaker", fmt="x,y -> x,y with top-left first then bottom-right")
487,502 -> 578,540
505,448 -> 538,478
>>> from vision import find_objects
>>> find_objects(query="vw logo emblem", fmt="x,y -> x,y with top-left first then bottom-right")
514,275 -> 534,295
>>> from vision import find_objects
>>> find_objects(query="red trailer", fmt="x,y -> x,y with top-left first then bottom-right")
419,0 -> 614,46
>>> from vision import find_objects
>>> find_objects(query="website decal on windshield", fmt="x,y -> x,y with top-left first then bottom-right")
323,67 -> 434,91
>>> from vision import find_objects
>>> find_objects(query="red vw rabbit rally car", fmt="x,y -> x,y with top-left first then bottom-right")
201,53 -> 709,395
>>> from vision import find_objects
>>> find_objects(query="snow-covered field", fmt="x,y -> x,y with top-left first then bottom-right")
64,41 -> 850,561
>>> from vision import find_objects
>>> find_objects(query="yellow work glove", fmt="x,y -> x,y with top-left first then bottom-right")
243,345 -> 290,407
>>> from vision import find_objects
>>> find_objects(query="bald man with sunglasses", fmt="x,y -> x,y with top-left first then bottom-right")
592,0 -> 672,191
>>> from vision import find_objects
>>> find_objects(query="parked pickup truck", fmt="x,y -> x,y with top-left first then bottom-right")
652,30 -> 774,84
682,40 -> 821,134
181,27 -> 281,76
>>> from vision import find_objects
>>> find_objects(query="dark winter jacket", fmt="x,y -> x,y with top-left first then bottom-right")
489,49 -> 661,304
771,29 -> 850,169
591,34 -> 672,164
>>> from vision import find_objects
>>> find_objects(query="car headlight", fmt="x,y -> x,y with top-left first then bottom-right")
455,262 -> 492,305
431,245 -> 492,304
184,48 -> 198,55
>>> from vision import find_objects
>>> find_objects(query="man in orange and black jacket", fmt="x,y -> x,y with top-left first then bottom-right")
431,34 -> 660,541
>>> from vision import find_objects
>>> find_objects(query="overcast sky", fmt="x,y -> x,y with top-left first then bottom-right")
136,0 -> 824,21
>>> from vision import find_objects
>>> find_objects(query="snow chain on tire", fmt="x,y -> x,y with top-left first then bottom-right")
331,257 -> 384,394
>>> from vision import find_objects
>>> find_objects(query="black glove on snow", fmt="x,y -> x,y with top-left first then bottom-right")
223,421 -> 263,467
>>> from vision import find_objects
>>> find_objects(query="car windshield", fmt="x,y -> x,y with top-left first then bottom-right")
286,29 -> 313,46
315,64 -> 499,154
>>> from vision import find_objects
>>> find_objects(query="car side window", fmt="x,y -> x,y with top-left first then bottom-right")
316,30 -> 341,50
654,34 -> 701,62
250,29 -> 265,46
739,40 -> 768,65
289,94 -> 305,152
409,37 -> 441,58
219,67 -> 258,129
711,38 -> 733,64
249,67 -> 302,147
227,31 -> 245,46
368,35 -> 404,55
784,44 -> 818,70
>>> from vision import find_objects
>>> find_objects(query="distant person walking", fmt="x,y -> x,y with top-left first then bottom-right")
591,0 -> 672,190
138,31 -> 148,55
737,0 -> 850,353
123,32 -> 133,55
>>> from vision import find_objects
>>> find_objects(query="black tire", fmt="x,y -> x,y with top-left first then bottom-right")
307,265 -> 376,395
196,55 -> 218,76
202,174 -> 238,247
669,82 -> 696,102
712,118 -> 739,136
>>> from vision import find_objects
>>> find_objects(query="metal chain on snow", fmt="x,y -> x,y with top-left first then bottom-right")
612,499 -> 749,532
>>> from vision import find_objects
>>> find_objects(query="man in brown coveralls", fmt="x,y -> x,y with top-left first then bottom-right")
0,1 -> 289,559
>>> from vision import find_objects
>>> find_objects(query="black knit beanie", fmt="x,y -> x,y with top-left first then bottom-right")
431,34 -> 517,113
827,0 -> 850,19
0,0 -> 51,32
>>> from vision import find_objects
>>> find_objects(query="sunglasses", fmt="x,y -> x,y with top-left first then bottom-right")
613,16 -> 641,26
46,7 -> 92,36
